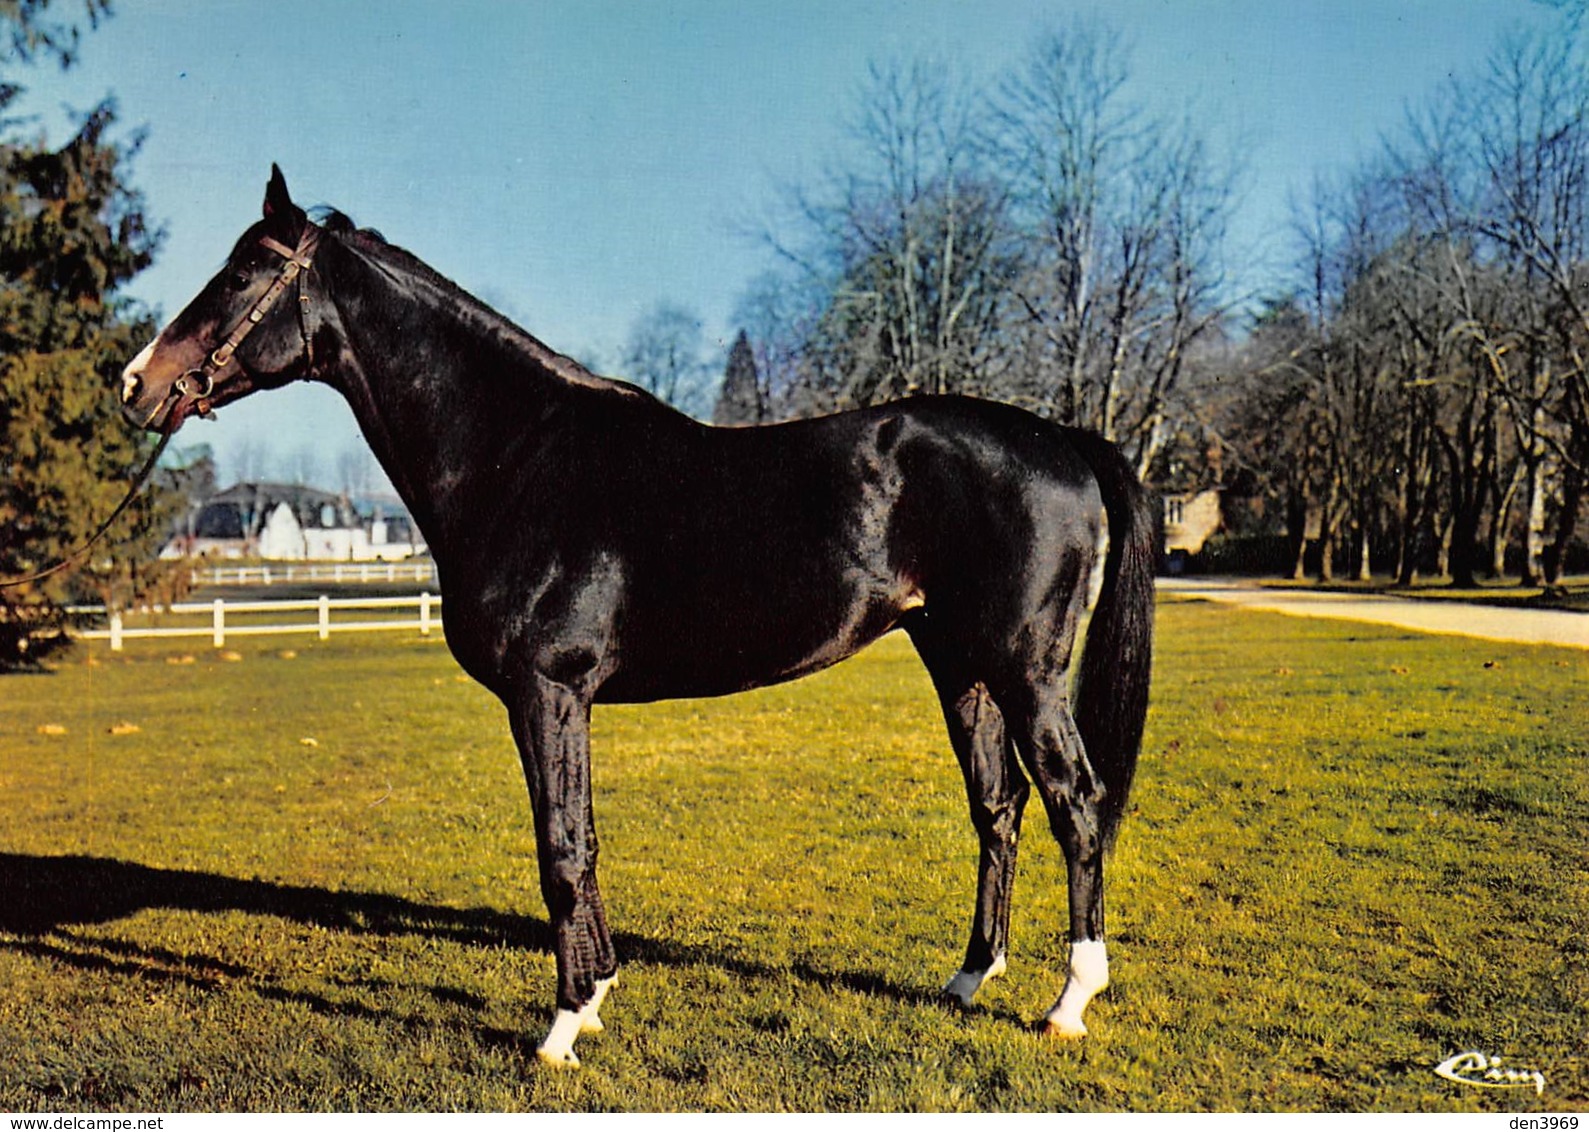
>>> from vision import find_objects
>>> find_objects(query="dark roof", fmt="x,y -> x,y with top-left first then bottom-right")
200,482 -> 359,531
209,481 -> 342,507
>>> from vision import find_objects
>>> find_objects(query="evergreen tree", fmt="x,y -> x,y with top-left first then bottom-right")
0,8 -> 172,667
712,329 -> 765,425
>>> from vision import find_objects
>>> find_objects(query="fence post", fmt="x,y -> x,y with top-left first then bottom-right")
109,610 -> 123,652
420,592 -> 432,636
318,594 -> 331,641
212,598 -> 225,648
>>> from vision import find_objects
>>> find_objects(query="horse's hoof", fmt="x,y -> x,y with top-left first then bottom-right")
941,956 -> 1005,1009
938,975 -> 976,1009
1036,1018 -> 1088,1041
535,1045 -> 581,1069
578,974 -> 616,1034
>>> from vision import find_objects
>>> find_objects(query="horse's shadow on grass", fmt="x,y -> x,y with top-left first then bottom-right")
0,853 -> 980,1047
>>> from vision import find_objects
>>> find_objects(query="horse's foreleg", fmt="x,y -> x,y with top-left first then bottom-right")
511,674 -> 617,1069
1005,686 -> 1111,1039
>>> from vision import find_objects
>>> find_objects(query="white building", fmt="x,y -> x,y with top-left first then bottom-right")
164,482 -> 424,561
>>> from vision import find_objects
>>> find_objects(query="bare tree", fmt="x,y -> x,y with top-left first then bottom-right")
335,443 -> 379,497
1367,26 -> 1589,585
228,439 -> 270,484
1459,29 -> 1589,580
621,302 -> 717,419
761,59 -> 1018,412
1221,17 -> 1589,588
990,22 -> 1236,475
282,444 -> 323,488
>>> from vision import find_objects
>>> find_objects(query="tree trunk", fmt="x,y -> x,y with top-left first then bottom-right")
1544,449 -> 1583,585
1449,502 -> 1482,588
1317,514 -> 1337,582
1394,418 -> 1416,583
1396,536 -> 1418,586
1287,485 -> 1310,580
1317,473 -> 1343,583
1520,451 -> 1548,585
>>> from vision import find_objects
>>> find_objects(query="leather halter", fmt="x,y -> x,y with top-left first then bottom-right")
175,223 -> 323,416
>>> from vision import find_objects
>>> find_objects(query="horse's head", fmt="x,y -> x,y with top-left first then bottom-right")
121,165 -> 324,433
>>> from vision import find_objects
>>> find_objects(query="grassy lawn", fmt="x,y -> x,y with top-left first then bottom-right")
1,602 -> 1584,1112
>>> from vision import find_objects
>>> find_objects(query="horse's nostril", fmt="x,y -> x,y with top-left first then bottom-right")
121,371 -> 142,405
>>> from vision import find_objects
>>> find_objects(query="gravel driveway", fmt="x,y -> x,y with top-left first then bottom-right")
1158,578 -> 1589,650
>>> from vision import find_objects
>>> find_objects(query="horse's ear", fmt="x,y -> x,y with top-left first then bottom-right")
264,164 -> 293,219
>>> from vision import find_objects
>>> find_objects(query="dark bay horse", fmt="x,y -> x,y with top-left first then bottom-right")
120,168 -> 1155,1067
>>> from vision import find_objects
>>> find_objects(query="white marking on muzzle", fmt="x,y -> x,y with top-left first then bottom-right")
121,338 -> 158,404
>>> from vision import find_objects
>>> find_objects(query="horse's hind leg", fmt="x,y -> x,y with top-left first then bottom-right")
939,682 -> 1029,1007
910,621 -> 1029,1007
1000,681 -> 1111,1039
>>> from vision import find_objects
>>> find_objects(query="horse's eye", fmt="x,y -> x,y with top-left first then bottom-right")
228,270 -> 251,291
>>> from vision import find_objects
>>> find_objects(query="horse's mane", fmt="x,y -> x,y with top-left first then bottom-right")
311,208 -> 629,395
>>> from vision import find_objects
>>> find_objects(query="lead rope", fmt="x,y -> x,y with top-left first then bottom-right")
2,224 -> 324,592
0,427 -> 174,590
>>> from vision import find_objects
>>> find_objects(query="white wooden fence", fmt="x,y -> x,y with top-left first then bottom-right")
75,593 -> 441,651
192,561 -> 437,586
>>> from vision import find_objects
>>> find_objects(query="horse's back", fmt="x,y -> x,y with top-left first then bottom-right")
591,396 -> 1106,702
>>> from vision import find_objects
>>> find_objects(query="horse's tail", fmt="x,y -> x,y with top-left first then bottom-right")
1065,427 -> 1156,848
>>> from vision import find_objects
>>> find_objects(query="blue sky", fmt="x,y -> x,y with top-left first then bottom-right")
16,0 -> 1565,489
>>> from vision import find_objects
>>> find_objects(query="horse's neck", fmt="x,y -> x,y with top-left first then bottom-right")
316,237 -> 604,557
